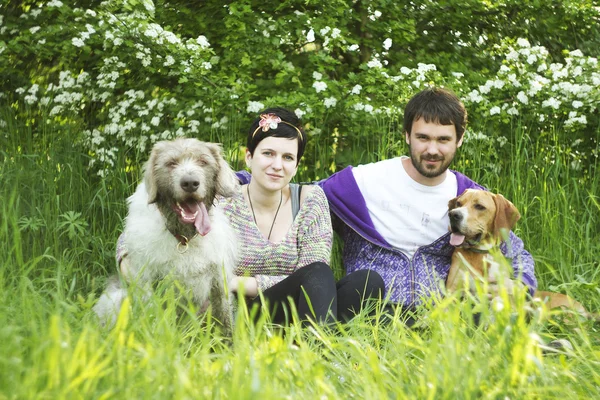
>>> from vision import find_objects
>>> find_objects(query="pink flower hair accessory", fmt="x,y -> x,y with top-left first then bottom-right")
251,112 -> 304,141
258,113 -> 282,132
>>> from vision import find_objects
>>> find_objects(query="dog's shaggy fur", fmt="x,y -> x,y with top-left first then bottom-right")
93,138 -> 239,335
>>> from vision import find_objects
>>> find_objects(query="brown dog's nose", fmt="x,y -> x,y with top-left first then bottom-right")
180,176 -> 200,192
449,210 -> 462,223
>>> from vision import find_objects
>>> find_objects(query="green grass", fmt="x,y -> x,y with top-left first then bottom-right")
1,113 -> 599,399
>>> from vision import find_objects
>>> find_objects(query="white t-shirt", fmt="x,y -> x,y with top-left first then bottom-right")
352,156 -> 457,258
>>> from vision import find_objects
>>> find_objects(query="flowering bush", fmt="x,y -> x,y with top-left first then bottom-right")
1,0 -> 599,175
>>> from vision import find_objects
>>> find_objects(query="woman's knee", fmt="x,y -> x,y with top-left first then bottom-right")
300,261 -> 334,282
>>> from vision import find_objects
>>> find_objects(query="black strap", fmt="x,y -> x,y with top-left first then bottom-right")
289,183 -> 303,220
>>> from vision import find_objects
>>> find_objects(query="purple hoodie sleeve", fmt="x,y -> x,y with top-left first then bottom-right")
318,166 -> 390,247
501,231 -> 537,295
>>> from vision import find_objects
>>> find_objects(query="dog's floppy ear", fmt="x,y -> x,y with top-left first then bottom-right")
143,142 -> 162,204
492,193 -> 521,239
207,143 -> 238,197
448,196 -> 459,211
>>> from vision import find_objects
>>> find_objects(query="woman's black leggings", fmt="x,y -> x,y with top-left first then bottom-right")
250,262 -> 385,325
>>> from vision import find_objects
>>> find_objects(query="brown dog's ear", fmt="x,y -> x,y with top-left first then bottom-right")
207,143 -> 238,197
448,196 -> 459,211
492,194 -> 521,239
143,143 -> 161,204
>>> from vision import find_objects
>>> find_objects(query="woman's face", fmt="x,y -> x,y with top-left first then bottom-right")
246,136 -> 299,192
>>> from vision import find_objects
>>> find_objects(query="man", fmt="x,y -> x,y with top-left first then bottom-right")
319,87 -> 537,309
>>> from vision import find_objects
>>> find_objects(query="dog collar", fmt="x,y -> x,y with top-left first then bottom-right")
462,246 -> 491,254
173,233 -> 198,254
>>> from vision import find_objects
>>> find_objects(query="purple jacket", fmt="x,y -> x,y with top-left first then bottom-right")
318,166 -> 537,306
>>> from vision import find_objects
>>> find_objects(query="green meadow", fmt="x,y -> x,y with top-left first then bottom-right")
1,111 -> 599,399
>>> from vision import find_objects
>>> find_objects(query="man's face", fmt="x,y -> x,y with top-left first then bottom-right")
405,118 -> 463,184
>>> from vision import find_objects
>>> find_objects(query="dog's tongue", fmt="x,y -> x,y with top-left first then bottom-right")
450,232 -> 465,246
176,200 -> 211,236
194,202 -> 211,236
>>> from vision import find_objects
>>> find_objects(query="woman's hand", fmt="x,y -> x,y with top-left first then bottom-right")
230,276 -> 258,297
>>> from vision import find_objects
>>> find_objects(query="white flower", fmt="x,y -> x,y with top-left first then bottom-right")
564,114 -> 587,127
542,97 -> 561,109
247,101 -> 264,113
353,103 -> 365,111
451,72 -> 464,78
367,59 -> 383,69
164,55 -> 175,66
313,71 -> 323,80
85,9 -> 97,17
466,90 -> 483,103
323,97 -> 337,108
151,116 -> 160,126
47,0 -> 63,7
506,50 -> 519,61
517,38 -> 531,48
196,35 -> 210,49
351,84 -> 362,95
527,54 -> 537,64
569,49 -> 584,58
364,104 -> 374,113
312,81 -> 327,93
489,106 -> 501,115
202,62 -> 212,70
507,106 -> 519,116
72,37 -> 85,47
369,10 -> 382,21
294,109 -> 305,119
30,26 -> 40,34
306,29 -> 315,43
348,44 -> 359,51
383,38 -> 392,50
572,100 -> 583,109
517,91 -> 528,104
331,28 -> 341,39
320,27 -> 331,36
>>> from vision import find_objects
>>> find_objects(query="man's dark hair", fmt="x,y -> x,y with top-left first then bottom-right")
247,107 -> 306,164
403,88 -> 468,141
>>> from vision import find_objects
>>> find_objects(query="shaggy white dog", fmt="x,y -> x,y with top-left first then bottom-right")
93,139 -> 238,336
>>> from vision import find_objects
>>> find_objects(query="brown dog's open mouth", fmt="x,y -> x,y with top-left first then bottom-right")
449,231 -> 482,247
171,199 -> 211,236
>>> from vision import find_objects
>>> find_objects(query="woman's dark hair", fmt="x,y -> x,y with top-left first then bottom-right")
247,107 -> 306,163
403,88 -> 468,141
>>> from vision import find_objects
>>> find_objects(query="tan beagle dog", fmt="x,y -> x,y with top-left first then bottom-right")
446,189 -> 591,317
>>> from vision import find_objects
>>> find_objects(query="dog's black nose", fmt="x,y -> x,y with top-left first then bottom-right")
449,210 -> 462,223
180,176 -> 200,192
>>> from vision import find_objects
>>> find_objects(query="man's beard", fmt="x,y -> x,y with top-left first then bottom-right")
409,146 -> 455,178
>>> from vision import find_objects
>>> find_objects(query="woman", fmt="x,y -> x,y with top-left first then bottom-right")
229,107 -> 384,324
